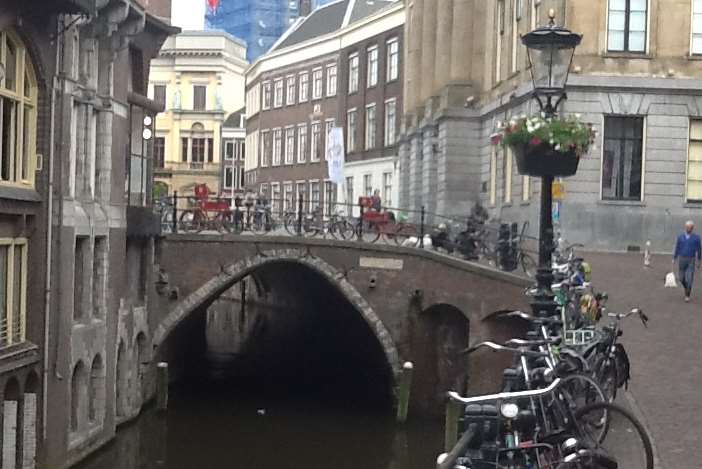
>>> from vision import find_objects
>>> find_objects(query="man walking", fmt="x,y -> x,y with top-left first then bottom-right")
673,220 -> 702,302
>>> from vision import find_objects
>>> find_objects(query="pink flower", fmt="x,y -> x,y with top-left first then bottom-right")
490,133 -> 502,145
530,137 -> 542,146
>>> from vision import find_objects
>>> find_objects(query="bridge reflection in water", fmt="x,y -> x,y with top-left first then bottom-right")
74,301 -> 444,469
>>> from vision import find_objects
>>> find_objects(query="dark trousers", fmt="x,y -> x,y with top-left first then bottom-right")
679,257 -> 696,296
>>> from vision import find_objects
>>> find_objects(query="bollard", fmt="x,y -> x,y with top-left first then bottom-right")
172,191 -> 178,233
297,194 -> 304,236
419,206 -> 425,248
156,362 -> 169,411
644,240 -> 651,267
444,398 -> 462,452
396,361 -> 414,423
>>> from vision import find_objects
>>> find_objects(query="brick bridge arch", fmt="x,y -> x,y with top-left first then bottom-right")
152,248 -> 402,379
152,235 -> 532,415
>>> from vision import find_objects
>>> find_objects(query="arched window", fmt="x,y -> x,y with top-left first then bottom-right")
116,341 -> 127,417
88,354 -> 104,425
0,29 -> 37,186
70,362 -> 87,433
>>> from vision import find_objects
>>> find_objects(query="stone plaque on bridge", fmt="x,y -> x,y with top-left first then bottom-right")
359,257 -> 404,270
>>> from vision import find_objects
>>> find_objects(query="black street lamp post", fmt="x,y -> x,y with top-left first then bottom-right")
521,9 -> 582,317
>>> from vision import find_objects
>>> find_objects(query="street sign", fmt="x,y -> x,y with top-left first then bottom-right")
552,181 -> 565,201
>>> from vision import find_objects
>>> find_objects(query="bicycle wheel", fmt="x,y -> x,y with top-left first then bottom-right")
592,355 -> 618,403
251,213 -> 267,234
392,224 -> 418,246
284,213 -> 300,236
356,222 -> 380,243
521,252 -> 538,278
331,220 -> 355,240
179,210 -> 202,233
573,402 -> 654,469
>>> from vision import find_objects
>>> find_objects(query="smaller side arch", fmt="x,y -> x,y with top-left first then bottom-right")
70,361 -> 87,433
115,341 -> 127,418
88,354 -> 105,425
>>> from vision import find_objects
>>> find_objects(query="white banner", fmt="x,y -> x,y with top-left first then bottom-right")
326,126 -> 345,185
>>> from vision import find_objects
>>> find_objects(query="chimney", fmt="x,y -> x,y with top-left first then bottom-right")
299,0 -> 312,16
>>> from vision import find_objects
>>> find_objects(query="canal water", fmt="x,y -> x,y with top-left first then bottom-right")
74,299 -> 444,469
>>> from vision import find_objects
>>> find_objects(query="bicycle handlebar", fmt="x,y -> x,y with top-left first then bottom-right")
607,308 -> 648,328
448,377 -> 563,404
461,341 -> 551,358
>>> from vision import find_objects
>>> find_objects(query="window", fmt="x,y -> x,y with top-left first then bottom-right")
363,174 -> 373,196
602,116 -> 644,200
511,0 -> 520,72
192,138 -> 205,163
298,124 -> 307,163
224,166 -> 233,189
74,236 -> 88,321
496,0 -> 505,83
93,237 -> 106,319
153,84 -> 166,106
367,45 -> 378,87
286,75 -> 296,105
299,72 -> 309,102
348,53 -> 359,93
274,79 -> 283,107
522,176 -> 530,202
193,85 -> 206,110
688,120 -> 702,201
154,137 -> 165,168
262,81 -> 272,109
504,147 -> 513,202
312,68 -> 323,99
693,0 -> 702,54
0,238 -> 27,347
225,140 -> 234,160
310,180 -> 320,211
326,63 -> 337,96
384,99 -> 397,146
207,138 -> 213,163
271,182 -> 281,215
365,104 -> 377,150
383,172 -> 393,207
489,146 -> 497,205
273,128 -> 282,166
261,130 -> 270,167
311,122 -> 321,161
235,139 -> 245,160
285,127 -> 295,164
181,137 -> 188,162
386,38 -> 399,81
346,176 -> 354,212
296,181 -> 307,212
324,180 -> 335,215
284,182 -> 294,213
239,166 -> 245,188
607,0 -> 647,53
347,109 -> 357,152
0,31 -> 37,186
325,119 -> 335,160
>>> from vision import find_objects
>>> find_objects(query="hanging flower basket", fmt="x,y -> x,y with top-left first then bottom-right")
491,114 -> 596,178
512,143 -> 579,177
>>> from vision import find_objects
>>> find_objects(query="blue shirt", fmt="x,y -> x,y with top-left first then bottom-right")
674,233 -> 702,260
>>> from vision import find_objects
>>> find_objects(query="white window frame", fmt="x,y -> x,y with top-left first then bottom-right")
324,118 -> 335,161
363,173 -> 373,196
223,166 -> 234,190
297,123 -> 307,163
606,0 -> 649,54
365,103 -> 377,150
310,121 -> 321,162
271,182 -> 281,215
272,128 -> 282,166
511,0 -> 520,73
489,146 -> 497,206
312,67 -> 323,100
286,74 -> 296,105
504,147 -> 513,203
273,78 -> 284,108
309,179 -> 321,212
0,237 -> 28,347
599,115 -> 646,202
692,0 -> 702,55
298,72 -> 309,102
283,181 -> 294,213
348,52 -> 359,94
366,45 -> 379,88
384,98 -> 397,147
260,129 -> 270,167
382,171 -> 393,208
496,0 -> 505,83
326,63 -> 337,97
262,81 -> 272,110
386,37 -> 399,82
347,108 -> 357,153
285,126 -> 295,165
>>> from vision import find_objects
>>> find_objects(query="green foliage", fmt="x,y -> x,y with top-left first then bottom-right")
491,114 -> 597,157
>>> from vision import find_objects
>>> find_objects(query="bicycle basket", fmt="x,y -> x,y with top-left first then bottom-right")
564,328 -> 597,346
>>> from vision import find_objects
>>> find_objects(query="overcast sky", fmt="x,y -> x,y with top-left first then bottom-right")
171,0 -> 206,30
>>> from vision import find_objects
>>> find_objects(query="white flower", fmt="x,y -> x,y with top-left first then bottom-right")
555,144 -> 561,151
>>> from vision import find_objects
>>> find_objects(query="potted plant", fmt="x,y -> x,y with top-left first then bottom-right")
490,114 -> 597,177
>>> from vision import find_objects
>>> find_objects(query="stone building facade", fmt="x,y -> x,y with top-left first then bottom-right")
1,1 -> 176,468
220,108 -> 247,199
150,30 -> 248,203
245,0 -> 404,217
400,0 -> 702,251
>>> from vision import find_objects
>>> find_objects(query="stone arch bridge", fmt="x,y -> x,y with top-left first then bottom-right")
150,234 -> 531,416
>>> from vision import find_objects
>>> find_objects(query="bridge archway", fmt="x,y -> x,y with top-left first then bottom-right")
153,249 -> 402,389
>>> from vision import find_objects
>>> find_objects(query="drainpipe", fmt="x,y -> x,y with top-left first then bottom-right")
42,14 -> 62,441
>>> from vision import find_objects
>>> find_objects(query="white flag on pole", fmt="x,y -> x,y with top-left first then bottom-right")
326,126 -> 345,185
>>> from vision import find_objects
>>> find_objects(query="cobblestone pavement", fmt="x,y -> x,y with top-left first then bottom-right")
585,251 -> 700,469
